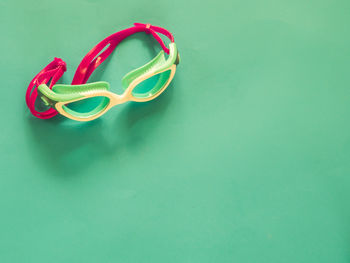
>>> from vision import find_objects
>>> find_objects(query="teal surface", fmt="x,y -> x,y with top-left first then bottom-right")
1,0 -> 350,262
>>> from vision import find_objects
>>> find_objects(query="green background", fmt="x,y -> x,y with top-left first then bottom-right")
1,0 -> 350,262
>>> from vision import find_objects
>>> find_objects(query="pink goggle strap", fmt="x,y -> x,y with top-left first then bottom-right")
26,23 -> 174,119
25,57 -> 66,119
71,23 -> 174,85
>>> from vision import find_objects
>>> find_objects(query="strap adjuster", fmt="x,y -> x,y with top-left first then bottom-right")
53,57 -> 67,72
145,23 -> 152,34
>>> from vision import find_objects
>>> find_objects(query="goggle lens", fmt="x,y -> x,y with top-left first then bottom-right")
62,96 -> 110,119
131,69 -> 173,100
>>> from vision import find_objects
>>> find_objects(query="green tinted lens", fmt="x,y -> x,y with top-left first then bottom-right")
62,96 -> 110,118
132,70 -> 171,99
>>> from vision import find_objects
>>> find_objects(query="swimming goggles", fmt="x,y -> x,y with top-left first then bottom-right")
25,23 -> 180,122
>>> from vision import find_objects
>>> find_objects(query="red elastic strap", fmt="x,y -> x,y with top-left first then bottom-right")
25,57 -> 66,119
134,22 -> 174,53
72,23 -> 175,85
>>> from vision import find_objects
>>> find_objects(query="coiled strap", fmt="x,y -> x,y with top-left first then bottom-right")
25,57 -> 66,119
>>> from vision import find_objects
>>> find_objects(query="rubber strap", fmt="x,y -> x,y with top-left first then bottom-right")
25,57 -> 66,119
71,23 -> 174,85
